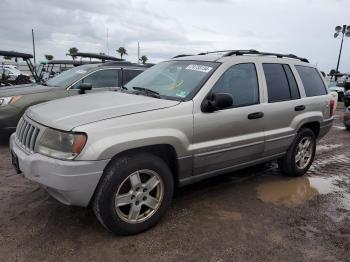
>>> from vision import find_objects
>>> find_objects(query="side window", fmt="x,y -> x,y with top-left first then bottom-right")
123,69 -> 143,85
211,63 -> 259,107
283,65 -> 300,99
295,65 -> 327,97
74,69 -> 119,89
263,63 -> 300,103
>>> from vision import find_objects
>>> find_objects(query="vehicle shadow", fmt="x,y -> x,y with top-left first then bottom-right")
0,133 -> 11,146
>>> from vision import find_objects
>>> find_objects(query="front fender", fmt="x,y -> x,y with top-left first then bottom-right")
90,128 -> 191,160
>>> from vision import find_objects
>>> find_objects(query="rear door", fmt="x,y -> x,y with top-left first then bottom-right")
259,62 -> 304,156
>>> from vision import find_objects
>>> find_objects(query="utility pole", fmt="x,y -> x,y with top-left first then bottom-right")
334,25 -> 350,73
106,28 -> 110,55
31,29 -> 36,66
138,42 -> 140,64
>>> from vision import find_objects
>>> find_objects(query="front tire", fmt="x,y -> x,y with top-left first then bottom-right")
92,153 -> 174,235
278,128 -> 316,177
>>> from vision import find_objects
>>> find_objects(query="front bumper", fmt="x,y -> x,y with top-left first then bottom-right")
10,134 -> 110,207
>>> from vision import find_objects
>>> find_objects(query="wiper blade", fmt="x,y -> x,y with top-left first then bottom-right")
132,87 -> 161,98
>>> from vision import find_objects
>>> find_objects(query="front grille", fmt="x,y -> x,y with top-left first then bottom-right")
15,117 -> 40,152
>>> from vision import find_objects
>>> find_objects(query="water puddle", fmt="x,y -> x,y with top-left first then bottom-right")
256,176 -> 343,208
316,144 -> 342,152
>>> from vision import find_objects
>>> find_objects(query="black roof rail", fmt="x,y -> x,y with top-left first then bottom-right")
172,54 -> 194,58
101,61 -> 155,68
223,49 -> 309,63
198,50 -> 257,55
67,52 -> 124,62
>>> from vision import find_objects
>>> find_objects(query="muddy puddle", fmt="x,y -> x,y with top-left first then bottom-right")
256,176 -> 349,208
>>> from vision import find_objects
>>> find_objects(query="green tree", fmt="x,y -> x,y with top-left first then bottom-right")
68,47 -> 79,60
44,54 -> 54,61
116,47 -> 127,59
140,55 -> 148,64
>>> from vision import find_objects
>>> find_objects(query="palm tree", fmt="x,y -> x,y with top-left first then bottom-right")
140,55 -> 148,64
44,54 -> 54,61
117,47 -> 127,59
68,47 -> 79,60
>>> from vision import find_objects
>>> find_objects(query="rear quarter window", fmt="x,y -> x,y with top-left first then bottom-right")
295,65 -> 327,97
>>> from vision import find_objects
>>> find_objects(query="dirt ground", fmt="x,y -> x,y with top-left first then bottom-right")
0,104 -> 349,262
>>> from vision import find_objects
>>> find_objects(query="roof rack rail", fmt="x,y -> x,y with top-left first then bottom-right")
197,50 -> 258,56
222,49 -> 309,63
172,54 -> 194,58
101,61 -> 155,68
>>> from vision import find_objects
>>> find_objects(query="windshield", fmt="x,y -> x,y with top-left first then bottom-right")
46,65 -> 90,87
124,60 -> 219,100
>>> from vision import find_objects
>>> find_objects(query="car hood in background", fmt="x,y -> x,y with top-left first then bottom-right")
0,84 -> 53,96
26,91 -> 180,131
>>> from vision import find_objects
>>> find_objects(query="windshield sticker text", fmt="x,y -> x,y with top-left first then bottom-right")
185,64 -> 212,73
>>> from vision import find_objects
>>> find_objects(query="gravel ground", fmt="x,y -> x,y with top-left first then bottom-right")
0,104 -> 349,262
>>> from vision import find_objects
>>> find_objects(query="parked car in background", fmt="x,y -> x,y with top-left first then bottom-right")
0,51 -> 40,86
10,50 -> 334,235
344,107 -> 350,130
0,62 -> 151,133
344,90 -> 350,107
0,66 -> 27,80
328,86 -> 344,102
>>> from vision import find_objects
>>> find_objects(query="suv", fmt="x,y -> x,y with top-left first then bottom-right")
10,50 -> 334,235
0,62 -> 150,133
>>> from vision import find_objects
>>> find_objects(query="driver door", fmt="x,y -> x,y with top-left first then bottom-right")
68,69 -> 120,95
193,62 -> 265,175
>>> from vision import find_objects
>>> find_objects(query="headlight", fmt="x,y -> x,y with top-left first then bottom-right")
0,96 -> 21,107
37,128 -> 87,160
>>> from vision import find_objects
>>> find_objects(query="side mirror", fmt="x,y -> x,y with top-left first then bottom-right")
202,93 -> 233,112
78,83 -> 92,94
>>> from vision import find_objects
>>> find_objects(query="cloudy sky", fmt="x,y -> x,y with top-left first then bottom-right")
0,0 -> 349,72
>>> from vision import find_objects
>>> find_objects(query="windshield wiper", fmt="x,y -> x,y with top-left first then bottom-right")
132,87 -> 161,98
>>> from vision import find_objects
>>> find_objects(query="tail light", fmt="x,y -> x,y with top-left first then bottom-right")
330,97 -> 335,117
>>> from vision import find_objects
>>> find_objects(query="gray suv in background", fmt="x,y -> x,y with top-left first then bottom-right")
10,50 -> 334,235
0,62 -> 150,133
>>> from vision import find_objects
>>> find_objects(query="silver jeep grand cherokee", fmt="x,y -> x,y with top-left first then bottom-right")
10,50 -> 334,235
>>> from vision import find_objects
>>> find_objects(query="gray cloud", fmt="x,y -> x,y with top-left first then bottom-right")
0,0 -> 349,72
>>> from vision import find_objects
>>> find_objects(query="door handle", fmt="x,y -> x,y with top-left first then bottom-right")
248,112 -> 264,119
294,105 -> 305,111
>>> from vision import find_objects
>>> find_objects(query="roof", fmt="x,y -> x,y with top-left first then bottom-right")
0,50 -> 33,59
72,62 -> 152,71
72,52 -> 124,61
46,60 -> 85,65
101,61 -> 155,68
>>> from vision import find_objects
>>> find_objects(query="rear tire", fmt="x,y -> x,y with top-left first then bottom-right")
92,152 -> 174,235
278,128 -> 316,177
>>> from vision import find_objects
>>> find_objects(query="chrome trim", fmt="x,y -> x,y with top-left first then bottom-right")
265,133 -> 295,143
194,141 -> 264,158
15,116 -> 41,154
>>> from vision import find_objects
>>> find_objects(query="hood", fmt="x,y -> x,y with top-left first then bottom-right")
26,91 -> 180,131
0,83 -> 53,96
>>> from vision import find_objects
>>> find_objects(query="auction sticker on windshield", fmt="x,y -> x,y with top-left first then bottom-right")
185,64 -> 212,73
